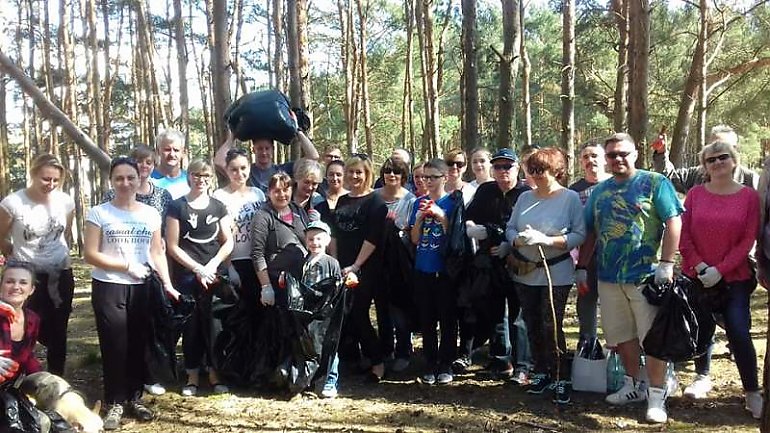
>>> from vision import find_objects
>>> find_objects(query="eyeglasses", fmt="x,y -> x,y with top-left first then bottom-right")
493,164 -> 513,171
705,153 -> 731,164
192,173 -> 212,180
414,175 -> 426,180
527,167 -> 545,176
446,160 -> 466,168
423,174 -> 445,181
606,151 -> 634,159
325,153 -> 342,160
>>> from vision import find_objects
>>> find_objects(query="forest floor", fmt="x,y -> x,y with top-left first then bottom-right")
61,257 -> 766,433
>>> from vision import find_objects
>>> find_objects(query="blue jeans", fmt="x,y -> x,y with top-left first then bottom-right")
325,354 -> 340,388
694,280 -> 759,391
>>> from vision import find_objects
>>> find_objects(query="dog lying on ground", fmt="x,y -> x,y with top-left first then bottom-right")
18,371 -> 103,433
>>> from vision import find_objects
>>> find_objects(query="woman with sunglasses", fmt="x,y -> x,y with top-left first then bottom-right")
444,148 -> 477,206
0,154 -> 74,379
84,156 -> 179,429
375,157 -> 417,372
682,141 -> 761,418
166,160 -> 234,397
469,147 -> 493,187
505,147 -> 585,405
330,154 -> 388,381
212,148 -> 266,304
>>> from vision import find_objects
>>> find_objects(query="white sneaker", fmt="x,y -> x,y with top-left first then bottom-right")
437,373 -> 453,385
646,386 -> 668,423
143,383 -> 166,396
606,375 -> 646,405
683,375 -> 712,399
745,390 -> 763,419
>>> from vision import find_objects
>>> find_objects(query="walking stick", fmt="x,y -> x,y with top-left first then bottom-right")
537,245 -> 562,393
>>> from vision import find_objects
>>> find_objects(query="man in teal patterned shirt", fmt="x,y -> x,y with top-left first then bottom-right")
578,132 -> 683,424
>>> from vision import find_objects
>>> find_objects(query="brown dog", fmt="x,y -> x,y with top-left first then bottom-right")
18,371 -> 103,433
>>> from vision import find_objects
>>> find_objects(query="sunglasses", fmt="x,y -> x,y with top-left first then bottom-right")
382,168 -> 404,175
705,153 -> 731,164
527,167 -> 545,176
606,151 -> 634,159
493,164 -> 513,171
192,173 -> 213,180
352,153 -> 370,161
423,174 -> 445,181
446,160 -> 466,168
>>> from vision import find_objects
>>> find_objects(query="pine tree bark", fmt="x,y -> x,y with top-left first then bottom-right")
498,0 -> 521,151
173,0 -> 190,144
561,0 -> 575,178
42,1 -> 57,154
520,0 -> 532,149
611,0 -> 628,132
401,0 -> 415,157
273,0 -> 285,92
461,0 -> 479,154
627,0 -> 650,163
210,0 -> 232,148
0,74 -> 8,197
356,0 -> 373,155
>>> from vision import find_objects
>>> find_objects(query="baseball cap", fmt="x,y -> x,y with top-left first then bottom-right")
490,148 -> 518,162
305,220 -> 331,235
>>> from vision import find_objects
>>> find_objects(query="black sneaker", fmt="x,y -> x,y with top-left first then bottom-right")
525,373 -> 552,394
103,404 -> 124,430
126,400 -> 155,422
452,356 -> 472,373
552,380 -> 571,404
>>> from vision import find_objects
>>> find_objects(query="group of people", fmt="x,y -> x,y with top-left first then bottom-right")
0,123 -> 765,429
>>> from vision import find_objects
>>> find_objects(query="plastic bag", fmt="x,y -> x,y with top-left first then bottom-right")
0,383 -> 41,432
642,275 -> 700,362
571,337 -> 606,393
225,90 -> 298,144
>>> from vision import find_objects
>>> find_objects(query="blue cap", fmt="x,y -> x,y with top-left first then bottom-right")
305,221 -> 331,235
490,148 -> 518,162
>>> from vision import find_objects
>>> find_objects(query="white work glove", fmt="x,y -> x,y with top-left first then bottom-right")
466,224 -> 488,241
194,264 -> 217,286
0,352 -> 19,381
260,284 -> 275,306
698,266 -> 722,288
227,265 -> 241,287
654,261 -> 674,284
576,269 -> 589,297
126,262 -> 150,280
517,227 -> 553,246
491,241 -> 511,258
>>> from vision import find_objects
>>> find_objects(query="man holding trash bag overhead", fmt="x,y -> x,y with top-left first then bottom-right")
214,90 -> 319,193
578,133 -> 683,424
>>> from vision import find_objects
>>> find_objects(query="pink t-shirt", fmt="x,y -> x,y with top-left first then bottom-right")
680,185 -> 759,282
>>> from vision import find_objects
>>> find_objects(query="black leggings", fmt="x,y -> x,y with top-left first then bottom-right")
29,270 -> 74,376
91,280 -> 149,404
348,268 -> 384,366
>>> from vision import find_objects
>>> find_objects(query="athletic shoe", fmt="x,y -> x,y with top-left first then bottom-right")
144,383 -> 166,396
103,404 -> 124,430
181,384 -> 198,397
525,374 -> 552,394
552,380 -> 571,404
391,358 -> 410,373
745,390 -> 763,419
645,386 -> 668,423
606,375 -> 646,405
212,384 -> 230,394
437,373 -> 453,385
421,373 -> 436,385
510,366 -> 530,385
452,356 -> 472,374
126,401 -> 155,422
321,383 -> 338,399
683,374 -> 712,399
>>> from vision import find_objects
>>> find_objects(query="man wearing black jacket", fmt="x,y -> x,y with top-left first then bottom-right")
458,148 -> 531,380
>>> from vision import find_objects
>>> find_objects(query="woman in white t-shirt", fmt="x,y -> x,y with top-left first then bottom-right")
0,154 -> 75,377
84,157 -> 178,430
212,148 -> 265,304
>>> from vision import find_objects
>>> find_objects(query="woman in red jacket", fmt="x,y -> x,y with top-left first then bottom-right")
0,260 -> 40,384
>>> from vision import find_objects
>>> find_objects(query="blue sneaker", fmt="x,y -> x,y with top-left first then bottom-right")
321,382 -> 338,398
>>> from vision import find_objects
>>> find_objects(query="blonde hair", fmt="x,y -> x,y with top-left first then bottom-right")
344,155 -> 374,190
293,158 -> 323,183
30,153 -> 65,177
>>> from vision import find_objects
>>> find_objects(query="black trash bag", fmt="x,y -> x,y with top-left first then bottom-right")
225,90 -> 298,144
575,336 -> 605,360
687,278 -> 722,356
44,410 -> 76,433
442,190 -> 472,281
642,275 -> 701,362
0,382 -> 41,433
145,269 -> 196,382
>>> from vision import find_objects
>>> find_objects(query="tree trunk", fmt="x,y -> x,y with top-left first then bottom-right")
401,0 -> 415,157
0,74 -> 8,197
498,0 -> 521,151
695,0 -> 708,156
135,0 -> 170,138
42,0 -> 57,154
461,0 -> 479,154
273,0 -> 285,92
418,0 -> 439,157
0,50 -> 111,172
338,0 -> 358,154
101,0 -> 115,159
561,0 -> 575,178
210,0 -> 232,149
173,0 -> 190,144
520,0 -> 532,149
356,0 -> 373,155
627,0 -> 650,164
611,0 -> 628,132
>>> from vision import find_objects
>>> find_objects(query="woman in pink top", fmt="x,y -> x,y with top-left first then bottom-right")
679,140 -> 761,418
